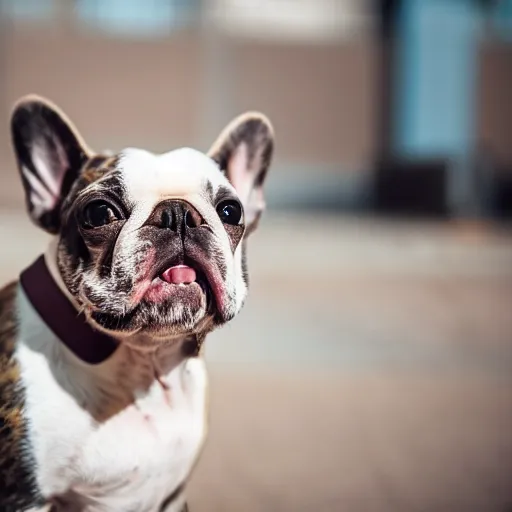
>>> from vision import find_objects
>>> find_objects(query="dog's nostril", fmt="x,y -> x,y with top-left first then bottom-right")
161,210 -> 174,230
184,209 -> 202,229
154,203 -> 202,230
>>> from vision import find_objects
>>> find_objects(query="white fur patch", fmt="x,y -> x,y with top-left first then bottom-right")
120,147 -> 230,208
118,148 -> 231,233
16,285 -> 208,512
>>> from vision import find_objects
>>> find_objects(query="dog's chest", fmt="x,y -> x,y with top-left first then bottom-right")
16,324 -> 208,511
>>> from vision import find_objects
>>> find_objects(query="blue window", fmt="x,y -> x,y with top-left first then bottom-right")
490,0 -> 512,41
75,0 -> 199,37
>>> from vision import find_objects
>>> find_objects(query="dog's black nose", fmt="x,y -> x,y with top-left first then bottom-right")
148,200 -> 204,232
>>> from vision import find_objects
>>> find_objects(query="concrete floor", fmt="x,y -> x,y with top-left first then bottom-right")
1,211 -> 512,511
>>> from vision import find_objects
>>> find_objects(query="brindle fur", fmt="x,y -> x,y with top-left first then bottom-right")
0,282 -> 43,511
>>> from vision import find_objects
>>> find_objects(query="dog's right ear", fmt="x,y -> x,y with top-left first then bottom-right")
11,95 -> 91,234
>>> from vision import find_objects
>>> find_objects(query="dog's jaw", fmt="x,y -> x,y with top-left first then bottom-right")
45,236 -> 210,354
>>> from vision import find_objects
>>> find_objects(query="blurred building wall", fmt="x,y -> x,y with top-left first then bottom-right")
0,0 -> 510,214
0,3 -> 378,209
477,40 -> 512,166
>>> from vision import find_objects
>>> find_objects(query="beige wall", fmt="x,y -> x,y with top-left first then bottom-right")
231,40 -> 378,166
0,23 -> 378,208
477,41 -> 512,168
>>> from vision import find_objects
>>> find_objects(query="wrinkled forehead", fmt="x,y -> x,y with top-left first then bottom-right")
117,147 -> 233,208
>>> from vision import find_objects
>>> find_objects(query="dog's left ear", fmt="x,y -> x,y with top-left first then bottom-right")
208,113 -> 274,237
11,95 -> 91,234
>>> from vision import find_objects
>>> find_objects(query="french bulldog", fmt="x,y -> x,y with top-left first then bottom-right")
0,95 -> 273,511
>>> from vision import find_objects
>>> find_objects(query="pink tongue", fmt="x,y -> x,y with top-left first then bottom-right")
161,265 -> 196,284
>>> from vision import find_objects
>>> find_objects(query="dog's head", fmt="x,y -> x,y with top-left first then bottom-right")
11,96 -> 273,341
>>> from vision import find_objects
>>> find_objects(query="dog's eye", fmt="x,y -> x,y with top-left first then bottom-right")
82,201 -> 120,229
216,200 -> 243,226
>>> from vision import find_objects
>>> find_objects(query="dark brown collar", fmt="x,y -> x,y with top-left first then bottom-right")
20,255 -> 119,364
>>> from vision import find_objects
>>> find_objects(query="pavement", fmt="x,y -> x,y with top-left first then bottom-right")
1,210 -> 512,511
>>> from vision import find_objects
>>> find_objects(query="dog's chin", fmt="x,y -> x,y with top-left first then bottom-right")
88,282 -> 209,340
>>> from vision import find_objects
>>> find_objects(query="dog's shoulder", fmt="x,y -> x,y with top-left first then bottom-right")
0,281 -> 43,511
0,281 -> 18,350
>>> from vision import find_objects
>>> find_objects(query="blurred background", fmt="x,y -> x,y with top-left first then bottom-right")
0,1 -> 512,511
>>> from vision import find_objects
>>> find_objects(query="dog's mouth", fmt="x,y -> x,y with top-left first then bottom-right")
85,254 -> 225,334
147,252 -> 225,310
142,262 -> 212,306
160,265 -> 197,286
88,264 -> 213,334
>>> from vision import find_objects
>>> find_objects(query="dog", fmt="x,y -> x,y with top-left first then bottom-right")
0,95 -> 274,511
